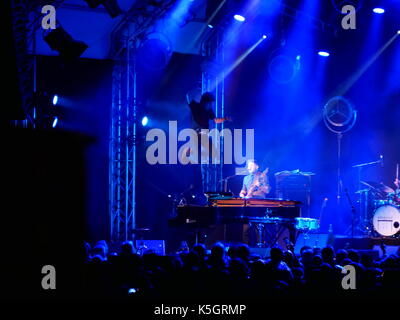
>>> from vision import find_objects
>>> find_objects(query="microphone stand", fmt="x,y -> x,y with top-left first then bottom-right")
219,175 -> 237,193
344,188 -> 356,238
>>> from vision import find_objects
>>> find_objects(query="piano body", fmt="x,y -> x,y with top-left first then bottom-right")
169,198 -> 302,247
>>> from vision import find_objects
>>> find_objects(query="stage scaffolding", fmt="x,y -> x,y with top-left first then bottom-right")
108,0 -> 231,241
201,28 -> 226,193
109,1 -> 177,241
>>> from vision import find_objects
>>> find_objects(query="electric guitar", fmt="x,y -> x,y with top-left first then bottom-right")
246,167 -> 269,198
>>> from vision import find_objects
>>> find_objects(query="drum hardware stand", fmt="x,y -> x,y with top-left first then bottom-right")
344,188 -> 369,237
352,157 -> 384,236
254,223 -> 266,248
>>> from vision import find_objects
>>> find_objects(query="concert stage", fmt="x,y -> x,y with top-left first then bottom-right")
4,0 -> 400,302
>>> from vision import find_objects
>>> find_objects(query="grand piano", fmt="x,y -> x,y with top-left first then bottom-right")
169,198 -> 302,246
171,198 -> 301,226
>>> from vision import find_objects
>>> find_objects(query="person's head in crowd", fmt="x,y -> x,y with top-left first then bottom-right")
300,246 -> 312,256
270,247 -> 284,263
381,255 -> 398,269
236,243 -> 250,261
192,243 -> 207,260
96,240 -> 109,256
300,248 -> 314,267
184,250 -> 201,268
121,241 -> 134,255
341,257 -> 352,266
321,246 -> 335,264
211,242 -> 226,260
348,249 -> 361,263
250,259 -> 265,278
283,250 -> 294,267
313,247 -> 321,257
91,244 -> 107,261
312,254 -> 323,267
336,249 -> 348,265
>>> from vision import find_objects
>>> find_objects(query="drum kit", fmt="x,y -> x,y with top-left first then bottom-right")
358,180 -> 400,237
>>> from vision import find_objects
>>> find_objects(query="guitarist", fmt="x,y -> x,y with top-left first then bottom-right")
239,159 -> 270,199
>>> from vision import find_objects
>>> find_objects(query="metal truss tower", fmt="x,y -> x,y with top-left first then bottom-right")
109,1 -> 176,241
201,28 -> 226,193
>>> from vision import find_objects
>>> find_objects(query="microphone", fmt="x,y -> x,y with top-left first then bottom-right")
380,154 -> 384,167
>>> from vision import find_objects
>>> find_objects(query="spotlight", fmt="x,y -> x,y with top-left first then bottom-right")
318,51 -> 330,57
208,24 -> 214,29
52,95 -> 58,106
32,91 -> 60,129
296,55 -> 301,61
372,8 -> 385,14
141,116 -> 149,127
397,30 -> 400,34
44,26 -> 88,59
52,117 -> 58,128
262,35 -> 267,39
83,0 -> 122,18
233,14 -> 245,22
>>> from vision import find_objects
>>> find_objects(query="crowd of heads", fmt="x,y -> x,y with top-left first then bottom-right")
82,240 -> 400,300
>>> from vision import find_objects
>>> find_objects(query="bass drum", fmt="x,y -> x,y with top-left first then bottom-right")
373,205 -> 400,237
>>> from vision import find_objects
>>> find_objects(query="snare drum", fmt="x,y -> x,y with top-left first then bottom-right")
294,218 -> 320,232
372,205 -> 400,237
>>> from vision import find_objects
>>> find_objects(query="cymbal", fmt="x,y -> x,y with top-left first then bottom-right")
360,181 -> 394,194
361,181 -> 380,190
380,184 -> 395,193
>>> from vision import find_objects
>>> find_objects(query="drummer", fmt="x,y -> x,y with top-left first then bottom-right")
394,178 -> 400,204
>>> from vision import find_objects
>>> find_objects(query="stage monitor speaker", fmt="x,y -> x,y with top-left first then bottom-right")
136,240 -> 165,255
294,234 -> 329,254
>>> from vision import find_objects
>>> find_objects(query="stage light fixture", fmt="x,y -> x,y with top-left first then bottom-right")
397,30 -> 400,34
32,91 -> 60,129
44,26 -> 88,59
262,35 -> 267,39
318,51 -> 330,57
83,0 -> 122,18
52,117 -> 58,128
141,116 -> 149,127
372,8 -> 385,14
233,14 -> 245,22
52,95 -> 58,106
